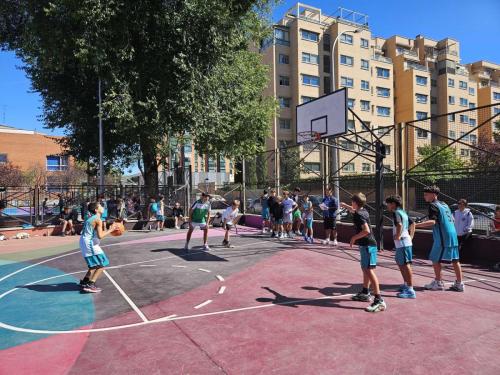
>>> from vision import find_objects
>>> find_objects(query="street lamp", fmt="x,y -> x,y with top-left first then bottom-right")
329,28 -> 362,203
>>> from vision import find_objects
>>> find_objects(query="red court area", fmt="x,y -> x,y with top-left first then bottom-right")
1,227 -> 499,374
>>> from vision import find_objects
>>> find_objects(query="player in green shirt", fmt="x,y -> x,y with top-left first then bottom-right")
184,192 -> 211,251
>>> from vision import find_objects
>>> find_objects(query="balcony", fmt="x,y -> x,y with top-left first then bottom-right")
438,48 -> 458,56
396,47 -> 418,58
371,54 -> 392,64
404,61 -> 428,72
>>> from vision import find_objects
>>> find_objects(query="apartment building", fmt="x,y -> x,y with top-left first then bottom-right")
261,3 -> 499,176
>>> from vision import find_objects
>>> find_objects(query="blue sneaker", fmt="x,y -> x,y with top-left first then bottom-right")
397,288 -> 416,299
398,284 -> 408,292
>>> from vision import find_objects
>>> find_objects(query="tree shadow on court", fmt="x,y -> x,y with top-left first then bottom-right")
150,248 -> 229,262
256,287 -> 363,310
17,282 -> 82,293
305,282 -> 425,296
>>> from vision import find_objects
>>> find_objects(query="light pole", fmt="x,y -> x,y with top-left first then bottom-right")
329,28 -> 361,202
98,77 -> 104,194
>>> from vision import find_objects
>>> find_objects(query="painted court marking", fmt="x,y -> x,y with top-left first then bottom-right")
194,299 -> 213,309
218,286 -> 226,295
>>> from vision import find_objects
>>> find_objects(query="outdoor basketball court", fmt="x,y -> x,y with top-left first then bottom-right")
1,226 -> 499,374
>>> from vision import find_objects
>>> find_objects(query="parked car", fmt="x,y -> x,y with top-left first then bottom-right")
450,202 -> 496,232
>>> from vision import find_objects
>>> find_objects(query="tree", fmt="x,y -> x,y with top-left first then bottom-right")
0,0 -> 276,196
256,152 -> 268,187
244,157 -> 258,188
280,146 -> 301,185
414,145 -> 466,172
23,163 -> 48,186
471,120 -> 500,169
0,162 -> 25,186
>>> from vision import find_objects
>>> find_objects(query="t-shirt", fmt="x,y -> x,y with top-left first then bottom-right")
428,200 -> 458,248
282,197 -> 295,214
322,196 -> 339,218
268,196 -> 277,216
274,203 -> 284,219
191,200 -> 211,223
157,201 -> 164,216
222,207 -> 239,225
261,196 -> 269,210
303,201 -> 313,219
392,208 -> 412,248
353,208 -> 377,246
173,207 -> 184,217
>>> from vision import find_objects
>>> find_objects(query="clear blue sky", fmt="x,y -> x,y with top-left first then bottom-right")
1,0 -> 499,134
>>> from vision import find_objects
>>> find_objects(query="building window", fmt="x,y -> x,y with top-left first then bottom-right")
279,54 -> 289,64
301,74 -> 320,86
208,157 -> 216,172
302,52 -> 319,64
448,96 -> 455,105
469,87 -> 475,96
0,154 -> 7,163
470,134 -> 477,143
448,78 -> 455,87
448,113 -> 455,122
323,55 -> 331,73
416,129 -> 428,139
361,59 -> 369,70
459,81 -> 467,90
339,140 -> 355,150
416,76 -> 427,86
431,79 -> 437,87
377,106 -> 391,117
304,162 -> 321,172
360,38 -> 369,48
449,130 -> 456,139
494,92 -> 500,100
340,76 -> 354,88
301,96 -> 315,104
279,97 -> 291,108
460,132 -> 469,142
460,149 -> 470,157
324,77 -> 331,94
385,145 -> 391,155
347,120 -> 355,131
431,96 -> 437,104
279,118 -> 291,129
469,118 -> 477,126
459,98 -> 468,107
415,94 -> 428,104
340,33 -> 353,45
46,155 -> 68,171
342,162 -> 355,172
340,55 -> 354,66
376,67 -> 390,78
275,29 -> 289,43
376,87 -> 390,97
416,111 -> 428,120
323,33 -> 331,51
301,29 -> 319,42
495,107 -> 500,115
361,80 -> 369,91
362,163 -> 371,173
347,98 -> 355,108
469,102 -> 475,109
360,100 -> 370,111
279,75 -> 290,86
460,114 -> 469,123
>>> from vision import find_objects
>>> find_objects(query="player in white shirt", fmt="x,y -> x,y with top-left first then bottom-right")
282,191 -> 297,238
222,200 -> 240,247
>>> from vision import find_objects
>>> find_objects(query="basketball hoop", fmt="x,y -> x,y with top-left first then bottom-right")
297,131 -> 321,145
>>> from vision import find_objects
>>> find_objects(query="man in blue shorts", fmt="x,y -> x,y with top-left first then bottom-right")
415,185 -> 464,292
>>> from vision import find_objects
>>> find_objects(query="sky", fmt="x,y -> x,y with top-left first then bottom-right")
0,0 -> 499,135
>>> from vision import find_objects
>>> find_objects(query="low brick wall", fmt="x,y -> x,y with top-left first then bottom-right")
243,214 -> 500,266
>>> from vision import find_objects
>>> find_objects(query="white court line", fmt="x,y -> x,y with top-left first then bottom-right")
216,275 -> 225,282
198,268 -> 211,273
172,265 -> 187,268
194,299 -> 212,309
139,265 -> 157,267
0,293 -> 354,334
103,270 -> 148,322
218,286 -> 226,295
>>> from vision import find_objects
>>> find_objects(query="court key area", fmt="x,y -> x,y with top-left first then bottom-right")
1,226 -> 499,374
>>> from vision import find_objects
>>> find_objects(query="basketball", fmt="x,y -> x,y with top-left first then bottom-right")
111,221 -> 126,236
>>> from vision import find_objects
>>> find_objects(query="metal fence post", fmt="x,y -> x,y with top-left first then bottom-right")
396,122 -> 406,209
242,157 -> 246,213
375,141 -> 386,251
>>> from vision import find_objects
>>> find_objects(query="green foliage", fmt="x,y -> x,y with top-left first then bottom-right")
244,157 -> 258,188
414,144 -> 466,172
280,146 -> 301,184
256,153 -> 268,187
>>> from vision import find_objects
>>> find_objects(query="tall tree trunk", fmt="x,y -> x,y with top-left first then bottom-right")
141,145 -> 159,198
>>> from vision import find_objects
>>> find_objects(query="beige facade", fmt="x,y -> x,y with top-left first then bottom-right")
261,3 -> 499,175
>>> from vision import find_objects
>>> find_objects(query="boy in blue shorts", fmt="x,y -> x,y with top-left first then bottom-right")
261,190 -> 270,234
341,193 -> 386,312
302,194 -> 314,243
79,202 -> 118,293
415,185 -> 464,292
385,195 -> 416,298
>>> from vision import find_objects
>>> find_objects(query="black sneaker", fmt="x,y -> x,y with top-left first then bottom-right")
222,239 -> 228,246
271,232 -> 276,238
79,279 -> 89,288
351,291 -> 372,302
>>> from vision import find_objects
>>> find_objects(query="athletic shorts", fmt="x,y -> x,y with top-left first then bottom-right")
283,212 -> 293,224
323,217 -> 337,230
225,223 -> 234,230
275,218 -> 284,225
156,215 -> 165,222
190,222 -> 208,230
359,245 -> 377,269
429,243 -> 460,263
85,253 -> 110,269
261,208 -> 270,220
395,246 -> 413,266
293,210 -> 302,221
305,217 -> 313,229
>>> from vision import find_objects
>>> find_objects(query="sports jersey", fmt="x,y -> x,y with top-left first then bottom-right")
222,207 -> 239,225
191,200 -> 211,223
428,200 -> 458,249
79,214 -> 104,257
353,208 -> 377,246
322,196 -> 338,218
282,197 -> 295,214
392,208 -> 412,248
303,201 -> 313,219
261,196 -> 269,210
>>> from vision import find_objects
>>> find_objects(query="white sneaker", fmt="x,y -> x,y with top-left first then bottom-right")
203,244 -> 211,251
295,231 -> 301,235
279,234 -> 285,239
424,279 -> 445,291
332,239 -> 338,246
449,281 -> 465,292
262,229 -> 267,234
175,226 -> 180,229
322,239 -> 330,245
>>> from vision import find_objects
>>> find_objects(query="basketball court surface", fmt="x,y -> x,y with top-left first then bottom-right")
1,226 -> 499,374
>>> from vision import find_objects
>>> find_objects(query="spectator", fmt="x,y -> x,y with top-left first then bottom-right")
57,194 -> 65,214
321,186 -> 339,246
59,206 -> 77,236
491,206 -> 500,237
107,196 -> 118,219
453,199 -> 474,251
156,196 -> 165,231
42,197 -> 48,216
172,202 -> 185,229
98,195 -> 108,230
117,198 -> 127,221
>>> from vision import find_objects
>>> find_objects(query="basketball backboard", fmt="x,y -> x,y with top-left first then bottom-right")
296,88 -> 348,144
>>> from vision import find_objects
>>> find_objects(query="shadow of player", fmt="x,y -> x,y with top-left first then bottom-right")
256,286 -> 362,310
17,282 -> 82,293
